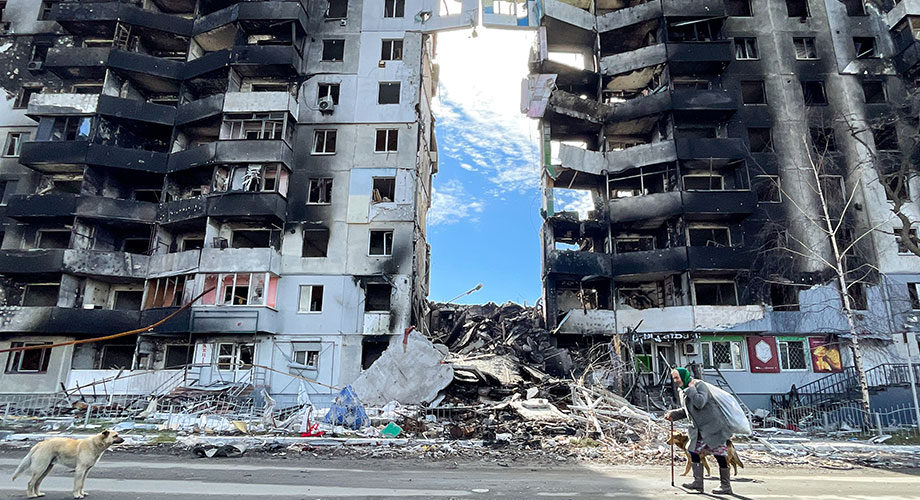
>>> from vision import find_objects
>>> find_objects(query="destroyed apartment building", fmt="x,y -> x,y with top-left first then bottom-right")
525,0 -> 920,411
0,0 -> 486,407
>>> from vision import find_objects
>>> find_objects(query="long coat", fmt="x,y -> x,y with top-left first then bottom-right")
669,381 -> 732,451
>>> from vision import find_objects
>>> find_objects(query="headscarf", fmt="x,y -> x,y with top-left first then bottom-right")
675,367 -> 691,389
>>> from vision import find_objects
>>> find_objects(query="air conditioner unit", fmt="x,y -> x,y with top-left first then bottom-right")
682,342 -> 700,356
318,95 -> 335,113
27,61 -> 43,71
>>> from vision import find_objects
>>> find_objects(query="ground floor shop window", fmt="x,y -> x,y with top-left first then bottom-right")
216,343 -> 254,370
701,339 -> 744,370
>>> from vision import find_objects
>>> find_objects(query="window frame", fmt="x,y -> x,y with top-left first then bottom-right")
754,174 -> 782,203
369,229 -> 394,256
734,37 -> 759,60
384,0 -> 405,18
14,85 -> 42,109
292,349 -> 320,369
5,342 -> 52,374
312,129 -> 337,155
307,177 -> 333,204
740,80 -> 767,105
377,82 -> 401,104
3,132 -> 26,157
298,284 -> 324,313
317,83 -> 340,105
321,39 -> 345,62
381,39 -> 403,61
802,80 -> 828,106
793,37 -> 818,60
375,129 -> 399,153
700,340 -> 745,371
779,339 -> 809,371
692,279 -> 739,306
908,282 -> 920,310
216,342 -> 254,370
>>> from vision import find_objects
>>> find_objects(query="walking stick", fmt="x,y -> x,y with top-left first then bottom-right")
670,419 -> 675,487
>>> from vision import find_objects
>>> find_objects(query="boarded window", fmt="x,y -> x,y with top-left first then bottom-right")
365,283 -> 391,312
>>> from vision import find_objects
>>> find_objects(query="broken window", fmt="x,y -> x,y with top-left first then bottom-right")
143,275 -> 193,309
853,37 -> 877,59
726,0 -> 752,16
873,123 -> 899,151
22,284 -> 59,306
667,19 -> 718,42
231,229 -> 279,249
220,113 -> 289,141
37,229 -> 70,249
38,1 -> 53,20
30,43 -> 49,64
754,175 -> 782,203
307,178 -> 333,204
701,340 -> 744,370
384,0 -> 405,18
362,337 -> 388,369
770,283 -> 800,311
734,37 -> 758,60
846,281 -> 868,310
134,189 -> 161,202
895,228 -> 918,254
842,0 -> 866,16
3,132 -> 26,157
672,77 -> 710,90
0,181 -> 7,205
365,283 -> 391,312
793,37 -> 818,60
5,342 -> 52,373
326,0 -> 348,18
164,345 -> 193,368
317,83 -> 340,105
302,228 -> 329,257
369,230 -> 393,256
298,285 -> 324,312
293,349 -> 319,368
313,130 -> 337,154
693,280 -> 738,305
819,174 -> 845,208
683,174 -> 724,191
779,340 -> 808,370
802,81 -> 827,105
810,127 -> 837,153
216,343 -> 254,370
100,345 -> 135,369
378,82 -> 400,104
122,238 -> 149,254
608,165 -> 670,198
375,129 -> 398,153
748,127 -> 773,153
372,177 -> 396,203
381,39 -> 403,61
113,290 -> 143,310
321,39 -> 345,61
181,238 -> 204,252
908,283 -> 920,310
862,80 -> 886,103
614,236 -> 654,253
38,116 -> 92,141
785,0 -> 808,17
688,226 -> 731,247
616,282 -> 664,309
740,80 -> 766,105
13,86 -> 41,109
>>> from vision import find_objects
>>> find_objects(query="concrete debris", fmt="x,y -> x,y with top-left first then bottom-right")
351,330 -> 454,405
191,442 -> 247,458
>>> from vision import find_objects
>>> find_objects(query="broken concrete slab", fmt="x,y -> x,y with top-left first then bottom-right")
351,331 -> 454,405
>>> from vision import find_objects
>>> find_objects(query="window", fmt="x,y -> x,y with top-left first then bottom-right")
873,123 -> 899,151
693,280 -> 738,306
307,177 -> 333,204
862,80 -> 886,103
30,43 -> 49,64
688,226 -> 731,247
748,127 -> 773,152
302,228 -> 329,257
853,37 -> 877,59
164,345 -> 193,368
754,175 -> 782,203
802,81 -> 827,105
908,283 -> 920,310
317,83 -> 340,105
231,229 -> 278,249
740,80 -> 766,105
3,132 -> 26,157
846,281 -> 868,310
779,340 -> 808,370
71,83 -> 103,94
614,236 -> 655,253
842,0 -> 866,16
14,86 -> 41,109
378,82 -> 400,104
770,284 -> 800,311
369,229 -> 393,256
365,283 -> 391,312
734,37 -> 758,60
216,343 -> 254,370
143,275 -> 193,309
38,1 -> 53,20
37,229 -> 70,249
5,342 -> 52,373
39,116 -> 92,141
100,345 -> 135,369
727,0 -> 752,16
373,177 -> 396,202
293,349 -> 319,368
701,340 -> 744,370
895,228 -> 918,254
0,181 -> 7,205
793,37 -> 818,60
220,112 -> 290,142
202,273 -> 273,307
22,284 -> 58,306
112,290 -> 143,310
819,174 -> 845,207
381,39 -> 403,61
322,39 -> 345,61
313,130 -> 337,154
810,127 -> 837,152
298,285 -> 324,312
375,129 -> 398,153
683,174 -> 724,191
212,164 -> 289,195
384,0 -> 405,18
134,189 -> 161,202
326,0 -> 347,18
785,0 -> 808,17
667,19 -> 719,42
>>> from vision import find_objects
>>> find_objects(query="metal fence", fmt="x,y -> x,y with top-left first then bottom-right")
771,400 -> 920,438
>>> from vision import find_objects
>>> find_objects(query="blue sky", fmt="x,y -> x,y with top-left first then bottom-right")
425,29 -> 544,305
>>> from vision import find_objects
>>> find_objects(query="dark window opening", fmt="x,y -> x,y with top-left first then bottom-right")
748,128 -> 773,152
688,227 -> 731,247
372,177 -> 396,203
614,237 -> 654,253
683,175 -> 723,191
134,189 -> 161,202
694,281 -> 738,306
381,39 -> 403,61
181,238 -> 204,252
908,283 -> 920,310
326,0 -> 348,18
741,80 -> 766,104
874,123 -> 899,151
810,127 -> 837,152
853,37 -> 877,59
846,282 -> 868,310
365,283 -> 392,312
770,284 -> 800,311
250,82 -> 289,93
727,0 -> 752,16
369,230 -> 393,256
113,290 -> 143,310
318,83 -> 340,105
754,175 -> 781,203
734,37 -> 758,60
4,133 -> 25,157
164,345 -> 193,368
308,178 -> 333,203
122,238 -> 149,254
231,230 -> 276,249
862,80 -> 886,103
361,337 -> 389,369
302,228 -> 329,257
842,0 -> 866,16
802,81 -> 827,105
384,0 -> 405,18
786,0 -> 809,17
667,19 -> 719,42
22,284 -> 59,306
6,342 -> 52,373
896,228 -> 919,253
100,345 -> 134,369
14,86 -> 41,109
38,1 -> 53,20
676,126 -> 716,139
30,43 -> 50,64
322,40 -> 345,61
38,230 -> 70,249
378,82 -> 400,104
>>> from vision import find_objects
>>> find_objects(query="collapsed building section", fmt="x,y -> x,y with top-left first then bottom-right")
526,0 -> 920,412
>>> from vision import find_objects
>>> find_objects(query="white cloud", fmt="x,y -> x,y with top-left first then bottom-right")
554,189 -> 596,219
459,163 -> 477,171
429,180 -> 485,226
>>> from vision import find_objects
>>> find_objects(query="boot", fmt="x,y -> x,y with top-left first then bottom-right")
681,462 -> 704,492
711,467 -> 732,495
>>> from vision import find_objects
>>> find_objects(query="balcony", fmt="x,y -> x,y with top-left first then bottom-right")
96,95 -> 176,126
199,247 -> 281,274
194,1 -> 308,36
675,137 -> 747,161
183,45 -> 302,79
0,249 -> 65,274
167,140 -> 293,172
148,250 -> 201,277
19,141 -> 168,173
611,88 -> 738,122
74,196 -> 158,224
45,47 -> 111,80
223,91 -> 298,115
207,191 -> 287,221
614,305 -> 767,334
611,246 -> 752,278
175,94 -> 224,126
544,249 -> 611,277
894,38 -> 920,79
0,307 -> 145,335
62,249 -> 150,279
27,93 -> 99,117
51,2 -> 192,36
666,41 -> 733,75
600,44 -> 668,77
190,306 -> 280,334
885,0 -> 920,29
156,196 -> 207,226
607,190 -> 756,225
6,194 -> 78,219
597,0 -> 725,33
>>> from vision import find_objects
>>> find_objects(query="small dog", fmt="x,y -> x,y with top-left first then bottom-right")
12,429 -> 124,499
666,430 -> 744,477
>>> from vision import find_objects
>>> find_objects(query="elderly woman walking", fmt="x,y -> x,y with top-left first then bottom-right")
665,367 -> 733,494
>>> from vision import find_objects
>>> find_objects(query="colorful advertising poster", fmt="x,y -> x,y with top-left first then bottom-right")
808,337 -> 843,373
746,336 -> 780,373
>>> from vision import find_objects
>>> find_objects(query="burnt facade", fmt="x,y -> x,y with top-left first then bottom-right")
527,0 -> 920,409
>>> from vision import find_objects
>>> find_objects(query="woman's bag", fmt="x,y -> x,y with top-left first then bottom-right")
705,382 -> 753,435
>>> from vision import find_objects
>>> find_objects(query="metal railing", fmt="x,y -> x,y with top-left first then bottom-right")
771,363 -> 920,410
770,399 -> 919,438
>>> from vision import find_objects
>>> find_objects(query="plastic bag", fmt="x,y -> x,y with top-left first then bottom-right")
705,382 -> 752,435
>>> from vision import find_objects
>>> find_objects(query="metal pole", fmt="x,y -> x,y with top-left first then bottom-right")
905,341 -> 920,431
670,419 -> 675,487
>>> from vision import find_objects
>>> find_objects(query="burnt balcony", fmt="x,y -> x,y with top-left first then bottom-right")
6,194 -> 78,220
675,138 -> 746,161
607,190 -> 756,225
0,307 -> 144,335
140,306 -> 192,334
605,141 -> 678,173
598,0 -> 726,34
19,141 -> 168,174
51,1 -> 192,37
611,246 -> 752,278
544,249 -> 611,277
687,246 -> 753,271
894,38 -> 920,79
175,94 -> 224,126
611,88 -> 738,122
62,249 -> 149,280
167,140 -> 293,172
106,49 -> 184,89
96,95 -> 176,126
667,41 -> 733,75
199,247 -> 282,274
74,196 -> 158,224
45,47 -> 111,80
207,191 -> 287,221
0,249 -> 66,274
183,45 -> 302,79
190,306 -> 280,334
194,1 -> 308,36
600,44 -> 668,77
156,196 -> 207,226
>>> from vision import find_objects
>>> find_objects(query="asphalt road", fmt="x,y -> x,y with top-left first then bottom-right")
0,450 -> 916,499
